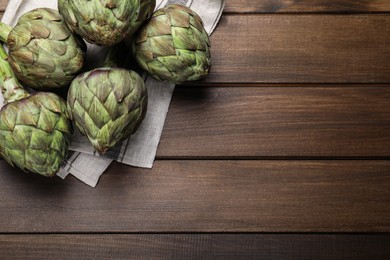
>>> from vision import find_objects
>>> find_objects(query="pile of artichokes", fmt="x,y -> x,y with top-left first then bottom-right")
0,2 -> 211,176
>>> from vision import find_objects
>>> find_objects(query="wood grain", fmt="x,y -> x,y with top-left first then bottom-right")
206,14 -> 390,83
0,234 -> 389,259
1,10 -> 390,83
158,86 -> 390,158
225,0 -> 390,13
0,160 -> 389,233
2,1 -> 390,14
0,0 -> 389,256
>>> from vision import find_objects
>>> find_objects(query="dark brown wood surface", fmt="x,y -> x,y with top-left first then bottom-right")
0,160 -> 389,232
2,11 -> 390,83
1,0 -> 389,258
159,86 -> 390,158
3,1 -> 390,14
225,0 -> 390,13
206,14 -> 390,83
0,234 -> 389,260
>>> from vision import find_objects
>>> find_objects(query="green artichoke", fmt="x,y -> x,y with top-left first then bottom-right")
0,45 -> 72,176
0,8 -> 87,90
58,0 -> 156,46
132,4 -> 211,84
67,68 -> 147,154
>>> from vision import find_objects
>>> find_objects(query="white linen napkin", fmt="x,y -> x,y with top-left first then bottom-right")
1,0 -> 225,187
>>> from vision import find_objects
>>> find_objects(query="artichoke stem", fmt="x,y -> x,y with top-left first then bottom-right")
0,22 -> 12,43
0,44 -> 29,104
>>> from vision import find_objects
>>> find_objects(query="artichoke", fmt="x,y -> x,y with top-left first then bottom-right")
67,68 -> 147,154
0,45 -> 72,176
0,8 -> 86,90
58,0 -> 156,46
132,4 -> 211,84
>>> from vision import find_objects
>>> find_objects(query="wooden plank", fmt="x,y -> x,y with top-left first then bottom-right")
1,1 -> 390,14
0,234 -> 389,259
158,86 -> 390,158
0,160 -> 389,232
1,12 -> 390,83
225,0 -> 390,13
1,13 -> 390,83
0,2 -> 6,12
2,1 -> 390,14
206,14 -> 390,83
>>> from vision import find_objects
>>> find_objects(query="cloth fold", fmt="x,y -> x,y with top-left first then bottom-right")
1,0 -> 225,187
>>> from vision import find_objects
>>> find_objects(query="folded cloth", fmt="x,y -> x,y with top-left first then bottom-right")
1,0 -> 225,187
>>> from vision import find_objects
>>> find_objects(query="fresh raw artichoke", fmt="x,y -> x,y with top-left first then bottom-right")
0,45 -> 72,176
58,0 -> 156,46
132,4 -> 211,84
67,68 -> 148,154
0,8 -> 86,90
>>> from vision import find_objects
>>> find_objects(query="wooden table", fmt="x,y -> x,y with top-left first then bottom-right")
1,0 -> 390,258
